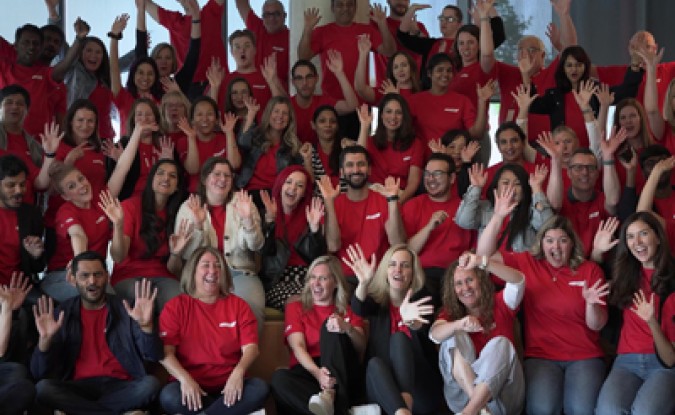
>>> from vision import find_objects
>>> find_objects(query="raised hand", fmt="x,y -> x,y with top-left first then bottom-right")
383,176 -> 401,198
633,43 -> 664,70
518,53 -> 535,76
631,289 -> 656,323
98,189 -> 124,226
592,217 -> 620,254
220,112 -> 239,135
22,236 -> 44,259
357,34 -> 372,55
178,0 -> 200,18
399,289 -> 433,325
317,175 -> 340,201
177,117 -> 197,139
493,185 -> 518,219
101,138 -> 123,161
342,244 -> 376,287
545,22 -> 562,53
529,164 -> 549,191
206,57 -> 225,88
261,52 -> 278,82
33,295 -> 64,341
305,197 -> 325,233
476,79 -> 496,102
356,103 -> 372,127
299,142 -> 313,164
304,7 -> 321,30
234,189 -> 254,221
600,126 -> 628,159
594,83 -> 615,108
511,83 -> 536,112
369,3 -> 387,25
123,278 -> 157,330
161,77 -> 180,94
73,17 -> 90,39
572,79 -> 598,110
650,156 -> 675,179
551,0 -> 571,16
186,194 -> 208,230
243,96 -> 260,116
64,142 -> 88,165
461,141 -> 481,164
40,119 -> 64,155
468,163 -> 487,188
326,49 -> 344,75
378,78 -> 399,95
259,190 -> 277,223
427,210 -> 449,230
428,138 -> 446,154
133,118 -> 159,137
582,279 -> 610,306
169,218 -> 194,256
474,0 -> 495,18
111,14 -> 130,35
457,251 -> 481,270
536,131 -> 562,161
458,315 -> 483,332
0,272 -> 32,311
156,136 -> 175,160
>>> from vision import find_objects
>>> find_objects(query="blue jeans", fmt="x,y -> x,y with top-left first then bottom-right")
0,362 -> 36,415
524,357 -> 605,415
596,353 -> 675,415
160,378 -> 269,415
36,375 -> 160,414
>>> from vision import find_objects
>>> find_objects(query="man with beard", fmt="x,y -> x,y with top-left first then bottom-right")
32,251 -> 162,415
290,58 -> 358,145
0,155 -> 44,286
637,145 -> 675,254
402,153 -> 475,306
318,145 -> 405,278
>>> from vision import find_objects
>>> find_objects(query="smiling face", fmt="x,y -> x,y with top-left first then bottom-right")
15,31 -> 42,66
71,108 -> 97,144
152,162 -> 179,196
73,259 -> 108,309
309,263 -> 337,306
311,108 -> 338,141
205,162 -> 233,203
542,228 -> 573,268
194,251 -> 223,299
391,54 -> 411,85
262,1 -> 287,34
457,31 -> 479,65
564,55 -> 585,87
332,0 -> 357,26
439,7 -> 461,38
162,95 -> 188,127
230,36 -> 256,70
497,169 -> 522,204
341,152 -> 369,189
424,159 -> 453,198
567,153 -> 599,193
387,249 -> 413,293
429,61 -> 453,90
59,169 -> 92,206
230,80 -> 251,111
133,102 -> 158,130
269,102 -> 290,132
192,101 -> 217,136
497,128 -> 524,163
280,171 -> 307,212
0,93 -> 28,126
453,267 -> 481,310
153,46 -> 174,77
134,62 -> 156,93
0,172 -> 26,209
626,219 -> 660,268
381,99 -> 403,133
446,135 -> 468,169
81,40 -> 104,73
618,104 -> 642,139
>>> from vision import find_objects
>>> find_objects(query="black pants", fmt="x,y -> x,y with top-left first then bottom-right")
271,323 -> 365,415
0,362 -> 35,415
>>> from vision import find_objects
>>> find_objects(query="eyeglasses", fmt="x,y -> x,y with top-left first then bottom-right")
292,74 -> 317,82
437,15 -> 459,23
568,164 -> 598,173
262,11 -> 284,18
423,170 -> 450,178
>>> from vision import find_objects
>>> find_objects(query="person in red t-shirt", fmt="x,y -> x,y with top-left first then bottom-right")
158,247 -> 269,414
596,212 -> 675,415
235,0 -> 290,89
310,106 -> 346,192
641,47 -> 675,156
270,255 -> 367,414
477,213 -> 609,415
176,96 -> 241,193
32,252 -> 162,414
356,95 -> 423,203
636,147 -> 675,254
431,252 -> 525,415
159,89 -> 190,142
344,244 -> 441,415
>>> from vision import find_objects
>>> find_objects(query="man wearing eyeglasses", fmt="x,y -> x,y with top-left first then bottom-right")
401,153 -> 474,306
235,0 -> 290,89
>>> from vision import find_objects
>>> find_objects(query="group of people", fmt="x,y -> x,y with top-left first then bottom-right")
0,0 -> 674,414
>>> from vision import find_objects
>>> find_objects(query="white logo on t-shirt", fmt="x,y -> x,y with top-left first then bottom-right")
403,156 -> 412,161
568,281 -> 585,287
589,211 -> 599,219
444,108 -> 459,113
96,216 -> 106,224
365,213 -> 382,220
219,321 -> 237,328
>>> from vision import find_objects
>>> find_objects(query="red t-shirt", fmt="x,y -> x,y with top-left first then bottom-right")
112,88 -> 135,137
310,22 -> 383,102
246,10 -> 290,89
617,268 -> 675,354
0,209 -> 20,285
366,137 -> 424,188
334,191 -> 390,276
209,204 -> 226,252
402,195 -> 475,269
0,60 -> 59,137
563,92 -> 590,148
483,160 -> 537,198
246,142 -> 279,191
559,191 -> 608,258
408,90 -> 476,147
88,82 -> 116,139
177,133 -> 228,192
449,62 -> 494,111
284,301 -> 364,368
217,71 -> 272,119
389,304 -> 411,337
111,196 -> 172,285
157,0 -> 228,82
436,289 -> 518,355
502,252 -> 606,360
653,195 -> 675,255
160,294 -> 258,392
74,306 -> 131,381
133,142 -> 160,196
597,62 -> 675,113
373,17 -> 429,86
291,95 -> 338,145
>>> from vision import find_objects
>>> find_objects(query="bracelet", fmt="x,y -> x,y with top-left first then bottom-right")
192,19 -> 201,24
478,255 -> 488,270
44,152 -> 56,158
602,159 -> 615,165
386,195 -> 400,202
582,108 -> 593,114
107,31 -> 122,40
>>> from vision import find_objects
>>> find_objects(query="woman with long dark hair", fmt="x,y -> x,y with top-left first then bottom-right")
309,105 -> 343,190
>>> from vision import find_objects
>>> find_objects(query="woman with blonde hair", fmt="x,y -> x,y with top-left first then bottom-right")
158,247 -> 269,415
344,244 -> 442,415
271,255 -> 367,415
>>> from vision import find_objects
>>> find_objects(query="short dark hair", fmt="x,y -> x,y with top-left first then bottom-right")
639,144 -> 671,171
291,59 -> 317,78
339,145 -> 370,168
15,24 -> 43,44
41,24 -> 65,43
0,154 -> 28,181
442,5 -> 463,22
569,147 -> 596,160
71,251 -> 107,275
426,152 -> 456,174
0,84 -> 31,108
495,121 -> 526,143
228,29 -> 256,47
190,96 -> 220,121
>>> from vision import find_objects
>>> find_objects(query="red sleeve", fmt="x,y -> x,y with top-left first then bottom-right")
462,96 -> 477,130
159,295 -> 184,346
411,138 -> 425,168
368,24 -> 384,52
55,204 -> 82,239
122,198 -> 139,238
309,25 -> 324,56
436,308 -> 450,322
0,36 -> 15,60
501,251 -> 527,271
284,301 -> 305,337
235,296 -> 259,346
245,9 -> 264,31
157,6 -> 190,34
345,307 -> 364,328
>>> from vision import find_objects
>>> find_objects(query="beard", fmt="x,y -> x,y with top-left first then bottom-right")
345,173 -> 368,189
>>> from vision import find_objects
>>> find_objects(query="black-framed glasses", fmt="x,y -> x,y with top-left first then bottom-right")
424,170 -> 450,178
292,74 -> 317,82
262,11 -> 284,18
437,15 -> 459,23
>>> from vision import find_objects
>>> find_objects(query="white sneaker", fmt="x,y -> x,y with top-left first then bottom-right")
308,392 -> 334,415
349,403 -> 381,415
248,410 -> 266,415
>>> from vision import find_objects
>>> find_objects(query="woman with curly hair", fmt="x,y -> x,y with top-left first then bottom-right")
431,251 -> 525,415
